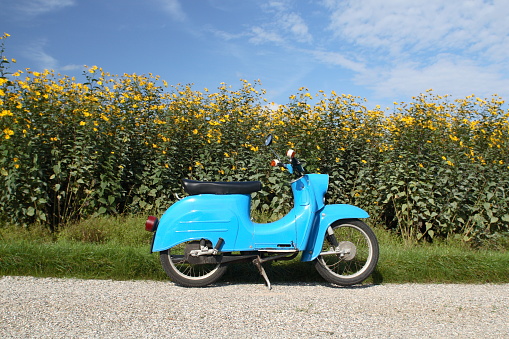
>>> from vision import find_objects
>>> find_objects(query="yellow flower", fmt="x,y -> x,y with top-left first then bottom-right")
3,128 -> 14,139
192,129 -> 198,135
79,121 -> 86,126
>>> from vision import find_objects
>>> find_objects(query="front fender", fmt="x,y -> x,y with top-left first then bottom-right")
301,204 -> 369,262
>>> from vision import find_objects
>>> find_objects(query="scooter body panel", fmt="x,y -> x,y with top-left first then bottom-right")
151,194 -> 253,252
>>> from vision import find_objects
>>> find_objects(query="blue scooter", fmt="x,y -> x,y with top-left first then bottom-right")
145,135 -> 379,288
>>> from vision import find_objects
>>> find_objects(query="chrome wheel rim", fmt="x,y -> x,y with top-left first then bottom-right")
168,242 -> 222,281
318,224 -> 374,278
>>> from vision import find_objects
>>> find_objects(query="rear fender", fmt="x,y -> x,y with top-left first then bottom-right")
151,194 -> 250,252
300,204 -> 369,262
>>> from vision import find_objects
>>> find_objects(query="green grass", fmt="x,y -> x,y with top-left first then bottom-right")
0,241 -> 167,280
1,215 -> 508,284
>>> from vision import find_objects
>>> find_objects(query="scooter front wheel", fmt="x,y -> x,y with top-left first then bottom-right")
314,219 -> 379,286
160,240 -> 227,287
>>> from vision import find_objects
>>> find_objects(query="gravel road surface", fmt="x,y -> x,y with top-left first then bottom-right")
1,276 -> 508,338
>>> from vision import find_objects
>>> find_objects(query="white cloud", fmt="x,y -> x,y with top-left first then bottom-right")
366,56 -> 509,100
22,40 -> 82,73
208,27 -> 247,41
312,50 -> 366,73
279,12 -> 312,43
23,39 -> 58,70
60,64 -> 82,71
320,0 -> 509,102
244,1 -> 312,46
157,0 -> 187,22
249,27 -> 284,45
324,0 -> 509,63
13,0 -> 75,18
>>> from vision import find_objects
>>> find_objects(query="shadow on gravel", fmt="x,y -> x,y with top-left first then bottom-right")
216,260 -> 384,288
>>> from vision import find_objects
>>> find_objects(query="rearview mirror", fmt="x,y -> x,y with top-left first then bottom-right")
264,134 -> 273,147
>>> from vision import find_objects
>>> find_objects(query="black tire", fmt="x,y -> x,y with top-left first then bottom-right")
314,219 -> 379,286
159,240 -> 227,287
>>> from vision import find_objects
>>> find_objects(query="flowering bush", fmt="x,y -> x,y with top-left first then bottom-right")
1,34 -> 508,243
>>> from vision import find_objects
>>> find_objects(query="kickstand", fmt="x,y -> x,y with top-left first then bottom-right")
253,256 -> 271,290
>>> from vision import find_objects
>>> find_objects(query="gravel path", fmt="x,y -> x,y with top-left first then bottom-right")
1,276 -> 508,338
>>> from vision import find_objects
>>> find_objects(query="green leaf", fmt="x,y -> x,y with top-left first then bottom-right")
26,207 -> 35,216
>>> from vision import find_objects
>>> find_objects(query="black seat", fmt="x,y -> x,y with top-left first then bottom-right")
182,179 -> 262,195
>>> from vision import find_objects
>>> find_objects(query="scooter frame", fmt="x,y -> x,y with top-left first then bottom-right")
149,173 -> 368,263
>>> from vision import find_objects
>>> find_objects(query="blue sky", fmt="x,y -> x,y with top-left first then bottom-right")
2,0 -> 509,110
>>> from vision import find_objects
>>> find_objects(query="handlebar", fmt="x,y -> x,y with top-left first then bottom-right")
270,149 -> 305,176
264,135 -> 305,176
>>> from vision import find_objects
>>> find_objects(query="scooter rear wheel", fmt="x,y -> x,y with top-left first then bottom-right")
314,219 -> 379,286
160,240 -> 227,287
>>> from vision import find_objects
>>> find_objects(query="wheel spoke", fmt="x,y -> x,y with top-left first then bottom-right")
169,241 -> 221,279
160,240 -> 227,287
319,222 -> 374,278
